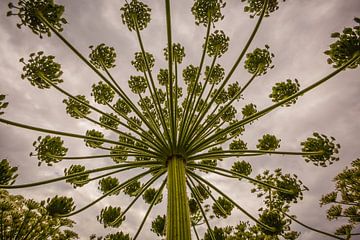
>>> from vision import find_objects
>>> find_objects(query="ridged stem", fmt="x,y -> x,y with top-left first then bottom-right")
166,156 -> 191,240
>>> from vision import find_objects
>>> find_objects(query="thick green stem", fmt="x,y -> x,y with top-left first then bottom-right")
166,156 -> 191,240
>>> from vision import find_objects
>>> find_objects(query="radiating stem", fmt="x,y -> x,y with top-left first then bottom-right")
188,163 -> 294,194
178,15 -> 212,150
186,0 -> 269,147
187,150 -> 323,161
0,161 -> 162,189
283,212 -> 345,240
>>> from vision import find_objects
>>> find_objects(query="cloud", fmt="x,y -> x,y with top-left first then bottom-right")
0,0 -> 359,239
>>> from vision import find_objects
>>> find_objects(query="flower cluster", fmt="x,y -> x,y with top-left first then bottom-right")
301,132 -> 340,167
63,95 -> 91,119
98,176 -> 120,195
64,164 -> 89,188
324,18 -> 360,69
89,44 -> 117,70
206,30 -> 230,57
151,215 -> 166,237
241,0 -> 286,18
97,206 -> 124,228
256,134 -> 281,150
84,129 -> 104,148
205,64 -> 225,85
164,43 -> 186,64
142,188 -> 163,205
269,79 -> 300,106
7,0 -> 67,38
0,159 -> 18,185
120,0 -> 151,31
45,195 -> 75,216
32,135 -> 68,166
20,52 -> 63,89
91,81 -> 115,105
212,196 -> 234,218
191,0 -> 226,26
131,52 -> 155,72
244,45 -> 274,75
128,75 -> 148,94
231,160 -> 252,178
99,113 -> 120,129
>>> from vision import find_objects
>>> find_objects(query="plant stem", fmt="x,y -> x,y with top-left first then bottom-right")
166,156 -> 191,240
283,212 -> 345,240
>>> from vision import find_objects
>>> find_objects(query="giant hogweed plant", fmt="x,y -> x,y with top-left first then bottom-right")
1,0 -> 360,239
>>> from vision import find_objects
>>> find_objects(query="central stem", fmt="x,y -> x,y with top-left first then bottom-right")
166,156 -> 191,240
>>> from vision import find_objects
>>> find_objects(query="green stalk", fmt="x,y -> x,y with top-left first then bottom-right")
188,163 -> 294,194
46,153 -> 158,161
0,118 -> 159,157
182,55 -> 218,146
191,51 -> 360,152
187,150 -> 323,161
164,0 -> 176,149
133,178 -> 167,240
134,18 -> 172,149
178,15 -> 212,149
283,212 -> 345,240
0,161 -> 162,189
188,171 -> 275,233
166,156 -> 191,240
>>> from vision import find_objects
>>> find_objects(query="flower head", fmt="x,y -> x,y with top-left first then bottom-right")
0,159 -> 18,185
324,18 -> 360,69
192,0 -> 226,26
206,30 -> 230,57
269,79 -> 300,106
301,133 -> 340,167
20,52 -> 63,89
84,129 -> 104,148
120,0 -> 151,31
32,135 -> 68,166
98,176 -> 120,195
164,43 -> 186,64
89,43 -> 117,70
244,45 -> 274,75
64,164 -> 89,188
46,195 -> 75,216
91,81 -> 115,105
63,95 -> 91,119
97,206 -> 124,228
7,0 -> 67,38
241,0 -> 286,18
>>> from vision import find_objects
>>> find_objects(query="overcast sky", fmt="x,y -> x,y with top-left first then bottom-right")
1,0 -> 360,239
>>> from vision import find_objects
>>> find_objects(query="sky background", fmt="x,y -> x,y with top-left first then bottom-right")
1,0 -> 360,239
